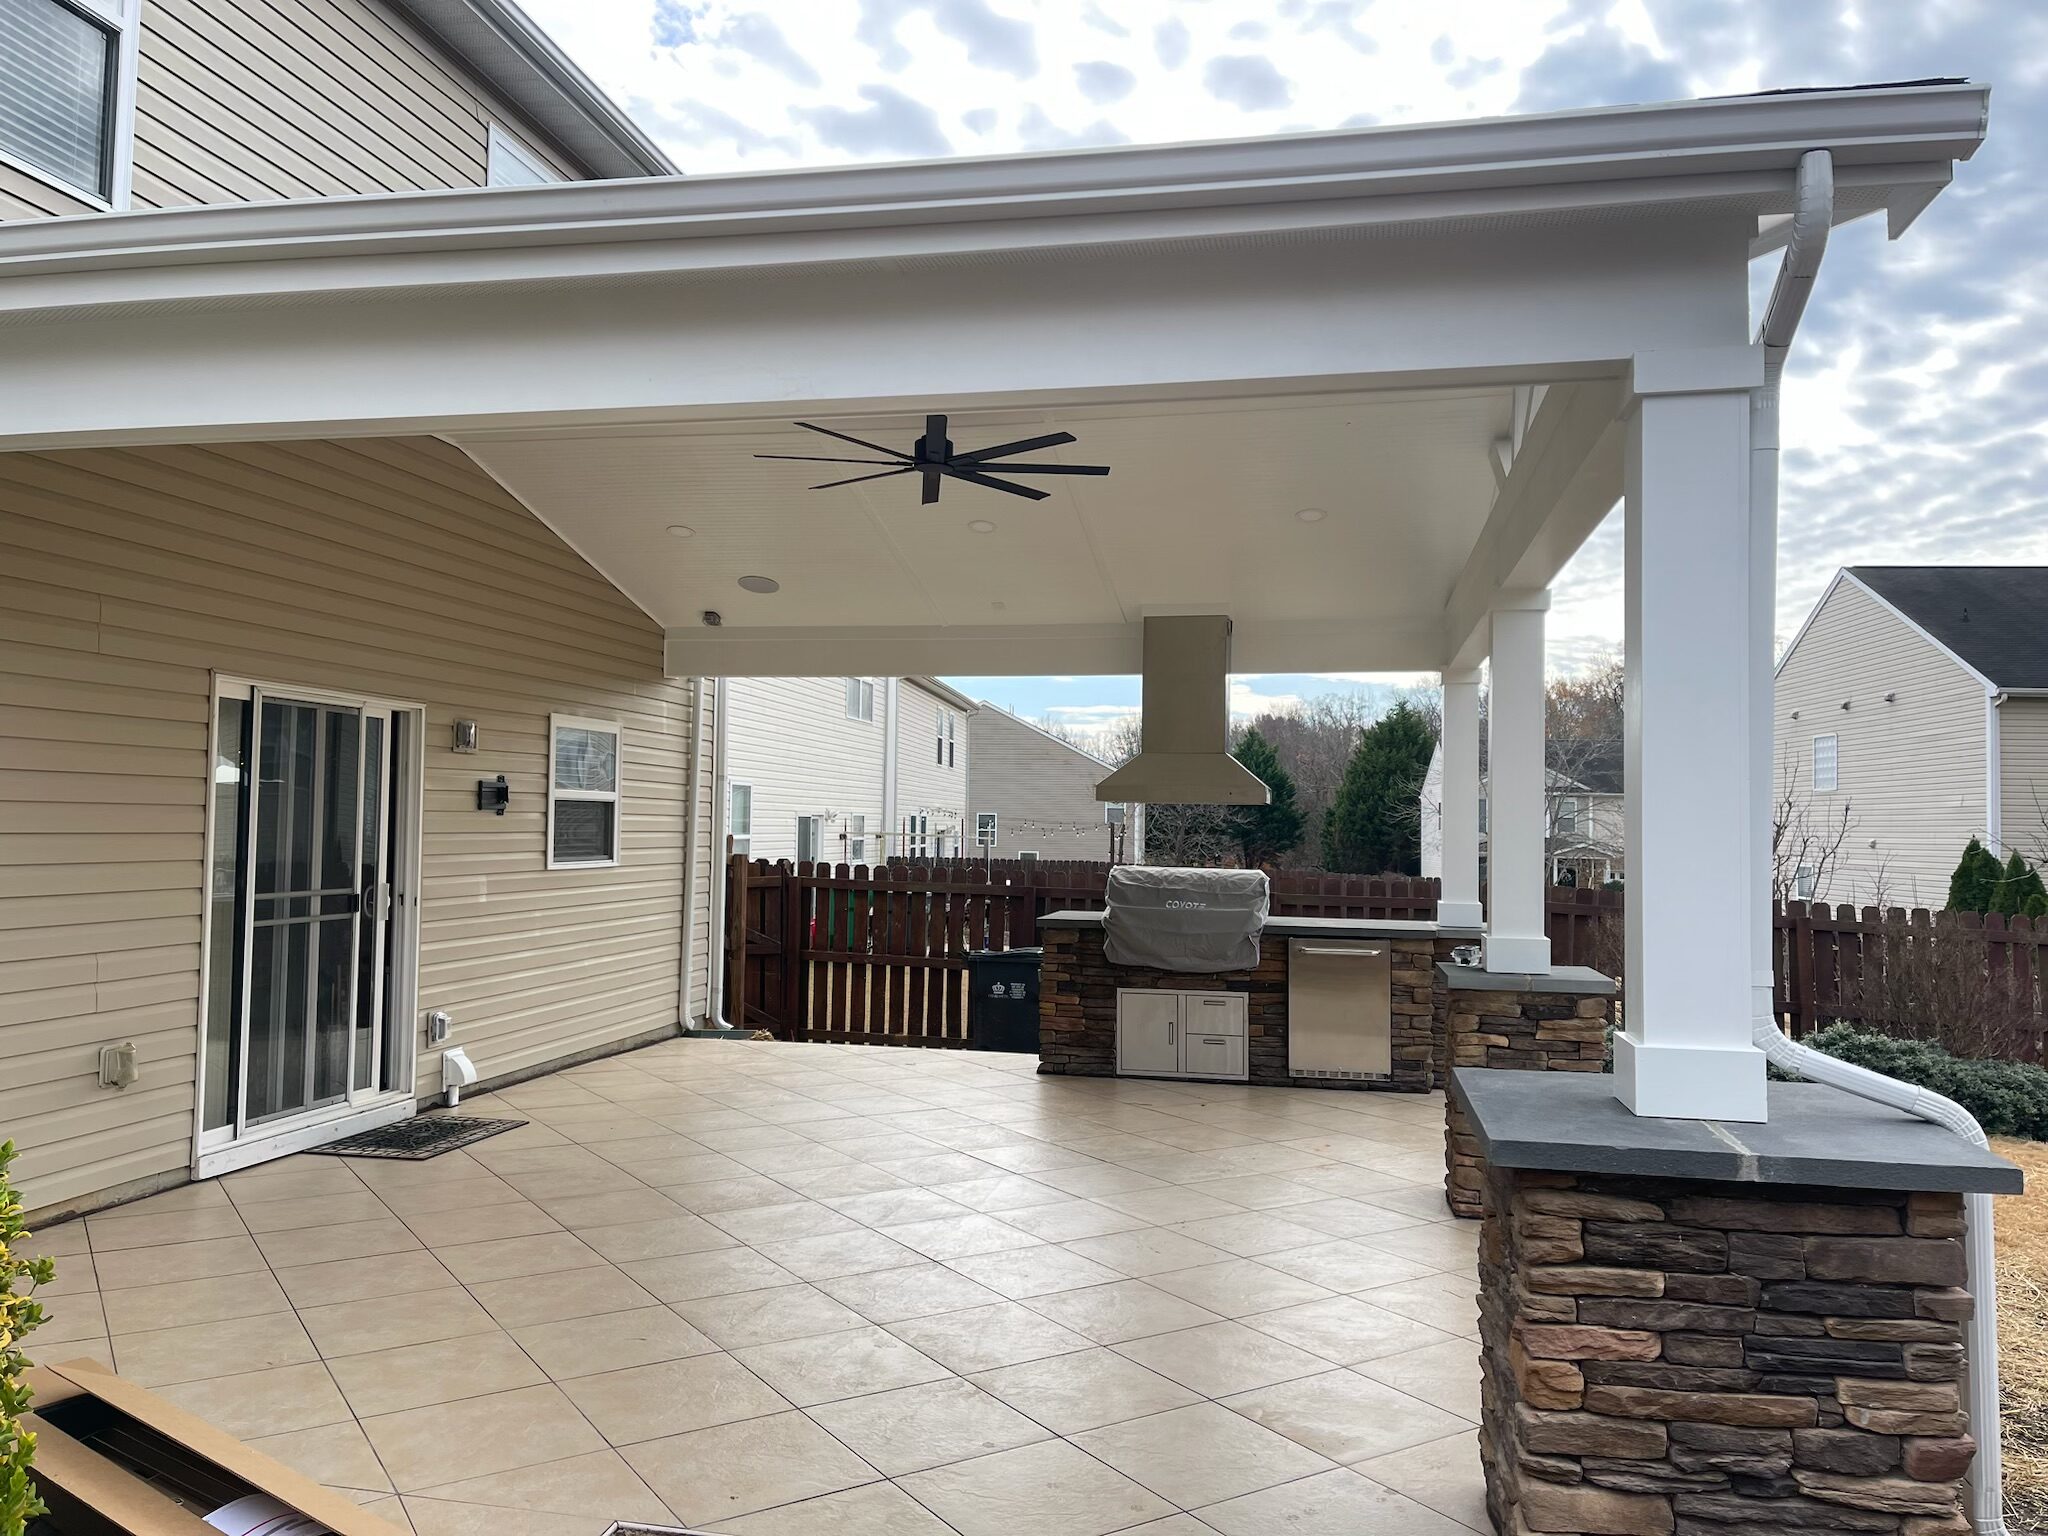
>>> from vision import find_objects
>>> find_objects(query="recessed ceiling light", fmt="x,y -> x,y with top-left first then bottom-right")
1295,507 -> 1328,523
737,575 -> 780,594
666,524 -> 695,538
969,520 -> 996,533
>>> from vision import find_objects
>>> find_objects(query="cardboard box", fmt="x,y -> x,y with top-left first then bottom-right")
24,1359 -> 406,1536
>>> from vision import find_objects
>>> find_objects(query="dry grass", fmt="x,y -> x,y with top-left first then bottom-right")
1993,1135 -> 2048,1532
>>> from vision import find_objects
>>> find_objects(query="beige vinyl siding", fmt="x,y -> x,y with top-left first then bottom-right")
0,436 -> 698,1215
968,705 -> 1121,862
2,0 -> 584,223
1774,577 -> 1988,908
894,682 -> 969,857
1999,697 -> 2048,863
722,676 -> 886,865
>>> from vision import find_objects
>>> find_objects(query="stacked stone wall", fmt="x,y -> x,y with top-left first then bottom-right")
1480,1166 -> 1976,1536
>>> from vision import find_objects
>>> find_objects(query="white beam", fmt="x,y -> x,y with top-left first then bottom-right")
1482,595 -> 1549,974
1439,667 -> 1486,929
1613,374 -> 1767,1122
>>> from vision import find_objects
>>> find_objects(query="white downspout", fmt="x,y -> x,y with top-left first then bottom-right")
1748,148 -> 2007,1535
883,677 -> 900,860
678,676 -> 707,1030
704,676 -> 738,1029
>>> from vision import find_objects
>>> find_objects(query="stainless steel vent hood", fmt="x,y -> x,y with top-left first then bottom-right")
1095,616 -> 1271,807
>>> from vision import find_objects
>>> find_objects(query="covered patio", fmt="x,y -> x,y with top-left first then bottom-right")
29,1037 -> 1489,1535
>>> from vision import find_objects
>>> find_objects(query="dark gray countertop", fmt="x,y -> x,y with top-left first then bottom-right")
1037,909 -> 1484,941
1451,1068 -> 2023,1194
1438,962 -> 1616,996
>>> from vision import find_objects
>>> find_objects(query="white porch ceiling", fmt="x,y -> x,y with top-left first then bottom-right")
455,387 -> 1514,668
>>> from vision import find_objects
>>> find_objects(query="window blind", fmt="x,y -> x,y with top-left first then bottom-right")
0,0 -> 113,198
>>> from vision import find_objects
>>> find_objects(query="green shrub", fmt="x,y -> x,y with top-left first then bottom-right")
2,1140 -> 54,1536
1781,1024 -> 2048,1141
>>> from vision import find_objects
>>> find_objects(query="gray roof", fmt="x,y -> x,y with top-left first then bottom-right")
1851,567 -> 2048,691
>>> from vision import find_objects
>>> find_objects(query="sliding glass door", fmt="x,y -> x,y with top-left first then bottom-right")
202,684 -> 416,1158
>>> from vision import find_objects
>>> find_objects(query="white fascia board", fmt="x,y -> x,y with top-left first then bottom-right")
906,675 -> 978,713
0,85 -> 1986,316
665,613 -> 1446,680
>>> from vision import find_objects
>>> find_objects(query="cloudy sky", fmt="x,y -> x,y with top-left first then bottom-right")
524,0 -> 2048,728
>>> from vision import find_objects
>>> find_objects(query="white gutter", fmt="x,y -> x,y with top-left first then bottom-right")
1747,148 -> 2007,1535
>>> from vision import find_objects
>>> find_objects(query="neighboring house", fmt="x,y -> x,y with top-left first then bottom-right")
1774,567 -> 2048,908
968,703 -> 1143,864
723,677 -> 973,864
1420,738 -> 1625,888
0,0 -> 684,1215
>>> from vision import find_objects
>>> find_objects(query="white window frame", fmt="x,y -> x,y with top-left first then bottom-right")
1556,797 -> 1579,836
1105,803 -> 1124,826
1018,850 -> 1039,863
1812,733 -> 1839,794
845,677 -> 876,722
486,122 -> 563,187
728,782 -> 752,857
1794,864 -> 1818,901
976,811 -> 999,846
547,713 -> 622,869
904,810 -> 930,860
845,813 -> 867,865
0,0 -> 140,209
937,709 -> 958,767
796,814 -> 823,864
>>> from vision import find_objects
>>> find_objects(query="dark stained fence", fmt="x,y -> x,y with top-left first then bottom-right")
725,861 -> 2048,1057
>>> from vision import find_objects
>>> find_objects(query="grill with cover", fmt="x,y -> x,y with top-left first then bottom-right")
1102,866 -> 1269,974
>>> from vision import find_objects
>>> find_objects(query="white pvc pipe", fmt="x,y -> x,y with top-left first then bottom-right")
678,675 -> 707,1029
704,676 -> 739,1030
1750,149 -> 2006,1535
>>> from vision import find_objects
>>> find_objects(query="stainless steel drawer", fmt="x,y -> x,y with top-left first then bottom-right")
1181,993 -> 1246,1036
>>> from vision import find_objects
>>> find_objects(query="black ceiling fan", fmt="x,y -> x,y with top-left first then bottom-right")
755,414 -> 1110,504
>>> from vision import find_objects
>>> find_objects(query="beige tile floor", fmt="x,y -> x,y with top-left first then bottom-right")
26,1039 -> 1492,1536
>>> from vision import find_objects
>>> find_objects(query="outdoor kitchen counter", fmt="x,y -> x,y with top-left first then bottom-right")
1036,909 -> 1484,941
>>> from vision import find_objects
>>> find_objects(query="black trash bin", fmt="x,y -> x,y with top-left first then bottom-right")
966,948 -> 1042,1052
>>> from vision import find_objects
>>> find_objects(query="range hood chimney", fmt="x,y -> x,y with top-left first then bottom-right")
1095,616 -> 1270,807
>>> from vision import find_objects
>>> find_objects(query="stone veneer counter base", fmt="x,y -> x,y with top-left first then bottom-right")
1452,1068 -> 2020,1536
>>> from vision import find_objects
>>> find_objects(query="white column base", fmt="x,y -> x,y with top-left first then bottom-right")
1437,899 -> 1485,929
1482,932 -> 1551,974
1612,1031 -> 1768,1122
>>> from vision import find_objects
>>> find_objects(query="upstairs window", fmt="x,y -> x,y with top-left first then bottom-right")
845,677 -> 875,722
1812,734 -> 1839,793
936,710 -> 958,767
548,715 -> 621,868
1,0 -> 131,203
487,123 -> 562,186
1555,797 -> 1579,836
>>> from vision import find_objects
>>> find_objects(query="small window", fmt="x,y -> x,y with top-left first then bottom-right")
936,710 -> 958,767
729,783 -> 752,856
1018,850 -> 1039,864
975,812 -> 998,846
796,815 -> 822,864
845,677 -> 875,722
845,813 -> 867,865
904,811 -> 930,860
1556,797 -> 1579,836
1812,734 -> 1839,793
1,0 -> 131,203
487,123 -> 562,186
548,715 -> 620,868
1795,865 -> 1817,901
1105,804 -> 1124,827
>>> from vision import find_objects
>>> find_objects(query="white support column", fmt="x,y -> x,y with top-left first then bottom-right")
1438,667 -> 1485,930
1614,366 -> 1768,1122
1482,596 -> 1550,974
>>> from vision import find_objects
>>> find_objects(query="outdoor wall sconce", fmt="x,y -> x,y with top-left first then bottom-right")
477,774 -> 509,815
452,719 -> 479,753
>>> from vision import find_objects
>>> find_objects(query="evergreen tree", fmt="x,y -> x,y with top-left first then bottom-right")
1321,701 -> 1436,874
1990,849 -> 2048,918
1945,838 -> 1999,913
1230,726 -> 1304,868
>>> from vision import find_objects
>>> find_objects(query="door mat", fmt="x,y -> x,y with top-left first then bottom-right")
306,1115 -> 526,1160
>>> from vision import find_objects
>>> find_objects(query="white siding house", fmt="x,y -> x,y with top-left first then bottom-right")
722,676 -> 972,864
1774,567 -> 2048,907
967,702 -> 1142,863
1420,739 -> 1625,889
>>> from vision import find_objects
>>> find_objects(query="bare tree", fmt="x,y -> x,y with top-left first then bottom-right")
1772,742 -> 1855,904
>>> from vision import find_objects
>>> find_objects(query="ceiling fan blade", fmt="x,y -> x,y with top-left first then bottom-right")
952,431 -> 1077,465
956,461 -> 1110,475
919,414 -> 949,463
810,467 -> 917,490
943,466 -> 1050,501
793,421 -> 906,457
756,453 -> 906,465
921,466 -> 942,505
